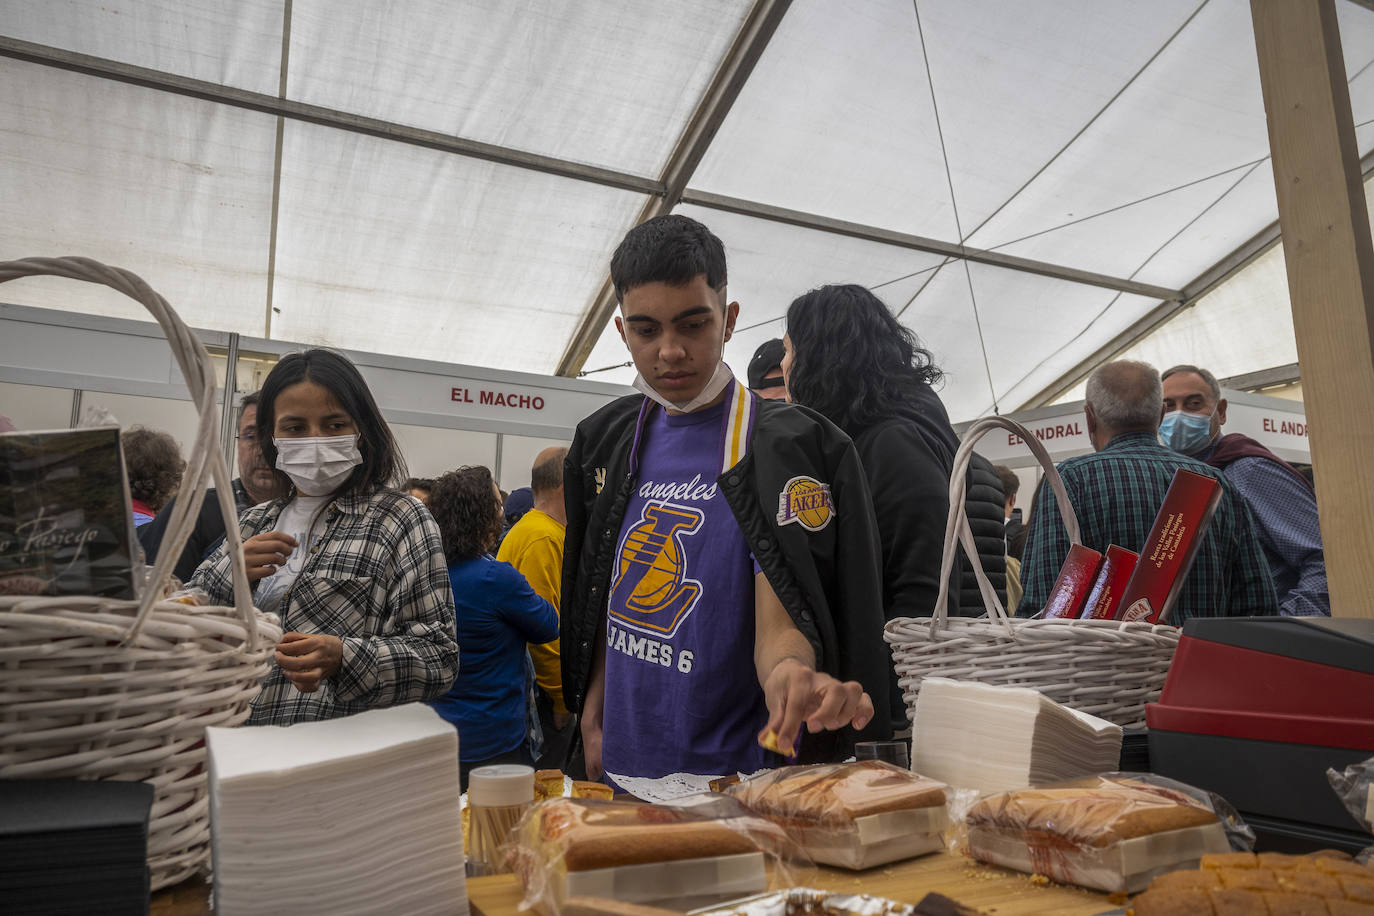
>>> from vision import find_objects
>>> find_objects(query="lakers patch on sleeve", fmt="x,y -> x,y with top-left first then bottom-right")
776,476 -> 836,532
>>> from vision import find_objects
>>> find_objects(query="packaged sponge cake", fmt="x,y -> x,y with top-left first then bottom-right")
966,774 -> 1232,893
509,796 -> 790,914
726,760 -> 948,869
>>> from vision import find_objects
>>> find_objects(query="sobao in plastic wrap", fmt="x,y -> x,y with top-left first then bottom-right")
507,795 -> 800,915
723,760 -> 948,870
1329,756 -> 1374,865
963,773 -> 1251,894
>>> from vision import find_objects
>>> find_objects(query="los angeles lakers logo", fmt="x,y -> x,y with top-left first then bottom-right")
608,501 -> 704,638
776,476 -> 835,532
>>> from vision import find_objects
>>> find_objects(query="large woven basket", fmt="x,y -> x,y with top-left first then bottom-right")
884,415 -> 1179,731
0,257 -> 282,890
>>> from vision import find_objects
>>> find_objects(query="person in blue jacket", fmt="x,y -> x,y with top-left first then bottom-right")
426,465 -> 558,789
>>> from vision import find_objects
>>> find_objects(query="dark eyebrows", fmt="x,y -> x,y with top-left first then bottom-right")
277,412 -> 351,423
624,306 -> 713,324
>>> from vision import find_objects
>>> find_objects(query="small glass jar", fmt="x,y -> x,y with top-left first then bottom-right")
466,764 -> 535,877
854,739 -> 910,770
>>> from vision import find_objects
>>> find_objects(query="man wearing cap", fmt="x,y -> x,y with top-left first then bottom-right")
1160,364 -> 1328,617
747,338 -> 788,401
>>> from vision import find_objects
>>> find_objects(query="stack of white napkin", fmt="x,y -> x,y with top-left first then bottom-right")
912,678 -> 1123,794
206,703 -> 466,916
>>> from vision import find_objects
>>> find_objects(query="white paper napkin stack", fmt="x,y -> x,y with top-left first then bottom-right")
206,703 -> 467,916
912,678 -> 1123,794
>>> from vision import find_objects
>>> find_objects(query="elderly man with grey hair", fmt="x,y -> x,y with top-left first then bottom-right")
1161,364 -> 1327,617
1016,360 -> 1277,622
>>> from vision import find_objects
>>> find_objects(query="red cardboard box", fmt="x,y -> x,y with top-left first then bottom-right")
1081,545 -> 1139,620
1041,543 -> 1103,619
1117,469 -> 1221,624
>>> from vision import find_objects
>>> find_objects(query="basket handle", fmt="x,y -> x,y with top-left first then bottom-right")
0,257 -> 258,650
930,415 -> 1083,632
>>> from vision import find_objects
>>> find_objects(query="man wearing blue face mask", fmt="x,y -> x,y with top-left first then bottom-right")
1161,365 -> 1329,617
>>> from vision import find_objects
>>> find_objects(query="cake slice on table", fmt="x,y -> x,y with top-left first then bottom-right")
726,760 -> 948,869
965,774 -> 1230,894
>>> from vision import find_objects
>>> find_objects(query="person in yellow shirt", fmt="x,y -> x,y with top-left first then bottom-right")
496,446 -> 572,769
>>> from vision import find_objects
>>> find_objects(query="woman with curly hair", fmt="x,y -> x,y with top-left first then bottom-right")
782,284 -> 1004,730
122,426 -> 186,526
426,465 -> 558,788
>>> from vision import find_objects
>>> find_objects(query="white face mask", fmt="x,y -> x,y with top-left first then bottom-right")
633,362 -> 735,414
273,435 -> 362,496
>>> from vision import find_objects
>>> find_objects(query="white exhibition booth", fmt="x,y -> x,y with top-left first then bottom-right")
0,302 -> 633,491
959,389 -> 1311,498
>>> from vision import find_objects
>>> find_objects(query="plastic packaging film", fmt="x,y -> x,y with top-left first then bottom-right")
1327,755 -> 1374,864
507,795 -> 805,915
723,761 -> 949,869
962,773 -> 1246,893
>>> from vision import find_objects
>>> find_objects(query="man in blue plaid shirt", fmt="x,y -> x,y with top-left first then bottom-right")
1017,360 -> 1278,622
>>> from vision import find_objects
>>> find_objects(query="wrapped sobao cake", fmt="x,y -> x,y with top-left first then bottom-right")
725,760 -> 950,869
965,774 -> 1234,894
509,795 -> 792,914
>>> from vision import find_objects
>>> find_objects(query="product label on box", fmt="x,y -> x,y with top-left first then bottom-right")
1114,469 -> 1222,624
0,427 -> 136,599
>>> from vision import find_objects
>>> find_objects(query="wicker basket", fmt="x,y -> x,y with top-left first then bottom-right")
884,415 -> 1179,731
0,257 -> 282,890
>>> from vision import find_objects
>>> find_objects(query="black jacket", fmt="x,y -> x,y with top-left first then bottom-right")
851,384 -> 1006,619
137,479 -> 252,583
961,453 -> 1007,615
560,391 -> 892,762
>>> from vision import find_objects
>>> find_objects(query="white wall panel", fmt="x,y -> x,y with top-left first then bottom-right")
391,423 -> 497,480
498,435 -> 571,493
0,381 -> 73,431
82,392 -> 202,461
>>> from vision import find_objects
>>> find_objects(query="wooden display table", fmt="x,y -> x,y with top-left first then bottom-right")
466,851 -> 1118,915
150,851 -> 1119,914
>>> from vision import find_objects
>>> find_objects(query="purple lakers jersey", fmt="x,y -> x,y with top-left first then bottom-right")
601,382 -> 773,783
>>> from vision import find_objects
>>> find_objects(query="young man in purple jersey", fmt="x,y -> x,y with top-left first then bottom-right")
560,215 -> 892,786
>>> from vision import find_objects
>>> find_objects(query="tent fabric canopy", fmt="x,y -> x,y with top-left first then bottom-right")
3,0 -> 1372,422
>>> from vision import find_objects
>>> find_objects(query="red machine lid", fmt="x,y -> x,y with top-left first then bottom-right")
1160,636 -> 1374,719
1146,704 -> 1374,752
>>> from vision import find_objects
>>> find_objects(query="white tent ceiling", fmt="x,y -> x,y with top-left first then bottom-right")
2,0 -> 1373,422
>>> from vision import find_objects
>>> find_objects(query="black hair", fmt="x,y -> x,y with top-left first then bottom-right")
530,448 -> 568,497
428,466 -> 503,562
784,284 -> 943,437
610,214 -> 727,304
256,349 -> 406,499
403,477 -> 434,494
123,426 -> 186,512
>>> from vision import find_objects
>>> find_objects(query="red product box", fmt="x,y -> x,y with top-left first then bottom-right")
1117,468 -> 1222,624
1081,545 -> 1139,620
1041,543 -> 1103,619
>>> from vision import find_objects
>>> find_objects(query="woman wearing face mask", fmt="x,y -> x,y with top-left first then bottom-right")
424,466 -> 558,790
190,349 -> 459,725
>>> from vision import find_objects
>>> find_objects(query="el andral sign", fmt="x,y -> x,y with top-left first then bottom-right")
958,389 -> 1309,468
451,387 -> 545,411
1007,421 -> 1086,447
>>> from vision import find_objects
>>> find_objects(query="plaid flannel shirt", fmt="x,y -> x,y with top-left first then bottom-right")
191,487 -> 459,725
1015,431 -> 1278,622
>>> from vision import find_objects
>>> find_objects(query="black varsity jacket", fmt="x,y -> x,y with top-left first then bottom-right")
559,385 -> 893,763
